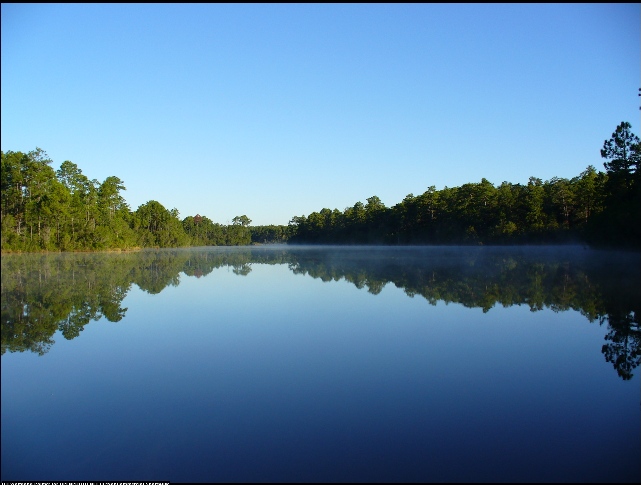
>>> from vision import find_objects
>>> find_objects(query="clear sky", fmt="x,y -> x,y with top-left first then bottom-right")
2,4 -> 639,226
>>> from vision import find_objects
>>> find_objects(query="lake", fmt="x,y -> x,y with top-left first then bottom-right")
1,246 -> 639,482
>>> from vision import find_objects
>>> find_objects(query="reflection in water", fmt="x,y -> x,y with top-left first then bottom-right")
1,246 -> 639,379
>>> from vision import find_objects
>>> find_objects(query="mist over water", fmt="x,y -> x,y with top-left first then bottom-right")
2,246 -> 639,482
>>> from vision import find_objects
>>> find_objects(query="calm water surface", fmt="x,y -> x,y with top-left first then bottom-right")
1,246 -> 639,482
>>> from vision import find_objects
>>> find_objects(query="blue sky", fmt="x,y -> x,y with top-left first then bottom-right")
2,4 -> 639,226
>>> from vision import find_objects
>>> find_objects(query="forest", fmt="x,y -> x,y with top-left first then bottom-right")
1,121 -> 639,251
0,149 -> 262,251
288,122 -> 640,249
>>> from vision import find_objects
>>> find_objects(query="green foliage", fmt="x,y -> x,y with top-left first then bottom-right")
134,200 -> 190,248
250,224 -> 291,244
287,122 -> 639,249
288,169 -> 610,246
182,214 -> 224,246
1,150 -> 261,251
232,214 -> 252,226
3,120 -> 639,252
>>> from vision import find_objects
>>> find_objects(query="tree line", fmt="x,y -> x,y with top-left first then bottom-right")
2,121 -> 639,251
288,122 -> 640,250
0,149 -> 261,251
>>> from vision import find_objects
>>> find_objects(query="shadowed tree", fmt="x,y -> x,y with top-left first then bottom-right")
601,122 -> 640,183
594,122 -> 641,248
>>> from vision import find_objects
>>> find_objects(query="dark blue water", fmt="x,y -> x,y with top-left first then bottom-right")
1,247 -> 639,482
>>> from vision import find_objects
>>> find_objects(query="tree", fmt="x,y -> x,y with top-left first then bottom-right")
227,215 -> 252,245
524,177 -> 546,233
365,196 -> 387,243
134,200 -> 190,247
98,176 -> 128,220
232,215 -> 252,226
592,122 -> 641,248
21,148 -> 57,248
547,177 -> 574,228
572,165 -> 605,225
1,151 -> 30,245
56,161 -> 86,193
601,121 -> 640,184
495,181 -> 519,241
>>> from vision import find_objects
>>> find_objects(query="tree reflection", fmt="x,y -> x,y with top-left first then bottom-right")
602,311 -> 640,380
285,247 -> 640,380
1,247 -> 639,380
